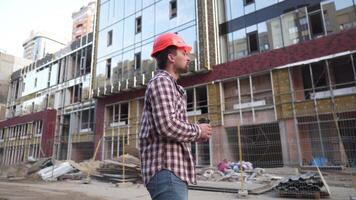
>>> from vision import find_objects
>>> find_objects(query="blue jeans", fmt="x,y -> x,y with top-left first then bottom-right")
146,170 -> 188,200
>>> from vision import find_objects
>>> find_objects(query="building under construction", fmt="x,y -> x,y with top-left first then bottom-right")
0,33 -> 94,165
1,0 -> 356,170
91,0 -> 356,168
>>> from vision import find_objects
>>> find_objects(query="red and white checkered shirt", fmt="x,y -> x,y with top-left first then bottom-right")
139,70 -> 201,185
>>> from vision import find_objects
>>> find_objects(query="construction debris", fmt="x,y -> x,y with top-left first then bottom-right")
37,162 -> 75,181
197,163 -> 280,184
27,157 -> 53,175
0,153 -> 142,185
58,171 -> 86,181
94,154 -> 141,183
68,160 -> 101,176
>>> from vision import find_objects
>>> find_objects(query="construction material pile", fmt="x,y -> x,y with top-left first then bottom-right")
274,172 -> 330,198
0,154 -> 142,184
0,157 -> 54,181
93,154 -> 141,183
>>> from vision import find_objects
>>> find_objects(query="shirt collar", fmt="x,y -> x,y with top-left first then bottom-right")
156,69 -> 177,82
156,69 -> 185,95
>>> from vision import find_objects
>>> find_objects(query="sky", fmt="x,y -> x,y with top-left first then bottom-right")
0,0 -> 93,58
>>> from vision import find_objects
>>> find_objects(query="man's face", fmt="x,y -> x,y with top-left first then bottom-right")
171,48 -> 191,74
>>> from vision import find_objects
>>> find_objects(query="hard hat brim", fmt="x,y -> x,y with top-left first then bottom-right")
151,43 -> 192,58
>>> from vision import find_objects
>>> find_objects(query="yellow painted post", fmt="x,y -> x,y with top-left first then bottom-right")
237,122 -> 247,196
122,132 -> 125,183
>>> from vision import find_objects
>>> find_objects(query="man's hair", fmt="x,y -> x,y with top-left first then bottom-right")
154,46 -> 177,70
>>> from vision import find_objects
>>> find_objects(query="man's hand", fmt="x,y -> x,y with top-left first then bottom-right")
198,123 -> 212,142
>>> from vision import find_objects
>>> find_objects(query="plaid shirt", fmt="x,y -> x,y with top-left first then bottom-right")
139,70 -> 201,185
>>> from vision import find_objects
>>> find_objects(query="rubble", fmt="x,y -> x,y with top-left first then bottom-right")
94,154 -> 141,183
0,156 -> 350,198
27,157 -> 53,175
197,161 -> 280,184
0,154 -> 141,184
0,162 -> 32,180
37,162 -> 75,181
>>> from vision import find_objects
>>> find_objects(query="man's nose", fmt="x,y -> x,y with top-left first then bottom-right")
187,56 -> 191,62
188,53 -> 195,62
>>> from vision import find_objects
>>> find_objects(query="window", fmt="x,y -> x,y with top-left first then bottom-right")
328,56 -> 355,89
228,29 -> 247,60
169,0 -> 177,19
72,84 -> 82,103
311,62 -> 328,92
107,30 -> 113,46
281,8 -> 309,47
187,88 -> 194,112
223,80 -> 239,111
0,129 -> 4,140
252,74 -> 273,106
255,0 -> 278,10
244,0 -> 254,6
35,121 -> 43,136
298,61 -> 329,99
186,86 -> 208,115
106,58 -> 111,79
223,0 -> 244,22
107,102 -> 129,127
31,102 -> 35,112
14,81 -> 19,99
34,78 -> 37,87
120,103 -> 129,124
308,9 -> 324,37
81,109 -> 94,131
196,86 -> 208,114
247,31 -> 259,53
135,16 -> 142,34
134,52 -> 141,70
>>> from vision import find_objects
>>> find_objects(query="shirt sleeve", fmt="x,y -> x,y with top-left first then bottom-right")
148,76 -> 201,142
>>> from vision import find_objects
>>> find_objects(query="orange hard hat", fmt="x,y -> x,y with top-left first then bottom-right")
151,32 -> 192,58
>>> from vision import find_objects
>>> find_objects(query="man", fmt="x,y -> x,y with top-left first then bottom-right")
139,32 -> 212,200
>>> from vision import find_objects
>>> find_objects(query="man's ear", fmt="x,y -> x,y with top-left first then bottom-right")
167,53 -> 175,64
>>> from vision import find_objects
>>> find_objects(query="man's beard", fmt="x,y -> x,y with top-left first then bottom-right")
176,64 -> 189,74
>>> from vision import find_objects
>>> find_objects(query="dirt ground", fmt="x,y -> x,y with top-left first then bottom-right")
0,180 -> 355,200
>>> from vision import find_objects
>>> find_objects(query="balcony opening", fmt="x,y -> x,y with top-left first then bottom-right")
134,52 -> 141,70
247,31 -> 259,54
106,58 -> 111,79
309,10 -> 325,37
135,16 -> 142,34
169,0 -> 177,19
107,30 -> 113,46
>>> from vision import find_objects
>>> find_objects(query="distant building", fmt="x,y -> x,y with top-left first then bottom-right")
22,31 -> 66,61
72,1 -> 96,40
1,33 -> 94,165
0,52 -> 31,121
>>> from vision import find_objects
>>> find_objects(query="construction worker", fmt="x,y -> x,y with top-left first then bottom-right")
139,32 -> 212,200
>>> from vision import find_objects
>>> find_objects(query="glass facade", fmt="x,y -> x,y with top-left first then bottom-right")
220,0 -> 356,62
222,0 -> 282,23
96,0 -> 198,91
